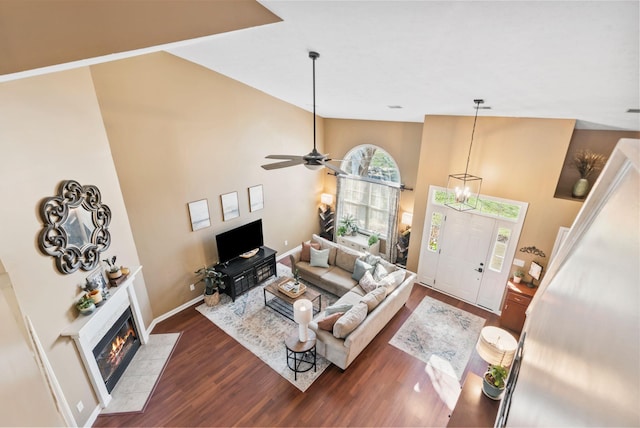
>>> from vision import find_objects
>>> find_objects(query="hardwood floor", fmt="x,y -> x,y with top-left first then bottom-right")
94,274 -> 502,427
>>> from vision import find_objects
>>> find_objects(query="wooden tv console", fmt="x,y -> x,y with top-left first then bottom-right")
214,246 -> 277,301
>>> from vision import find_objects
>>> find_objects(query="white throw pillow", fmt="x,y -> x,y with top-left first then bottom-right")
309,247 -> 330,268
360,286 -> 387,312
333,302 -> 368,338
373,263 -> 389,281
379,269 -> 406,294
359,271 -> 379,293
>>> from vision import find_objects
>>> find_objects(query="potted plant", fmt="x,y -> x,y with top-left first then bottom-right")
572,149 -> 607,198
76,295 -> 96,315
340,215 -> 359,236
195,266 -> 224,306
512,270 -> 525,284
103,256 -> 122,279
367,232 -> 380,247
482,364 -> 508,400
337,225 -> 348,237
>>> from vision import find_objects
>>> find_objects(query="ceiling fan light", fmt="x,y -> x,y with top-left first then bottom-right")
304,163 -> 322,170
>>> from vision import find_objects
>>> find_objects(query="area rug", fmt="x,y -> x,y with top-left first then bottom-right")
196,264 -> 338,392
389,296 -> 485,380
101,332 -> 181,414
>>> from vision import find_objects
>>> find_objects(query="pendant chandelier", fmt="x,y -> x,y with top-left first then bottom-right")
445,99 -> 485,211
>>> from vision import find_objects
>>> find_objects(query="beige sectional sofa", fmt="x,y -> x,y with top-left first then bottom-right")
288,234 -> 416,370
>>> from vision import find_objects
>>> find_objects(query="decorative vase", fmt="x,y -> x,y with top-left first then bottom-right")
513,276 -> 521,284
88,289 -> 103,305
107,269 -> 122,279
482,374 -> 505,400
572,178 -> 590,198
204,291 -> 219,306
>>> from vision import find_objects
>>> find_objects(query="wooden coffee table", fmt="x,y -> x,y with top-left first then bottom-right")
263,277 -> 321,321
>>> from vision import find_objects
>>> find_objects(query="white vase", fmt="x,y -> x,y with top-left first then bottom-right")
572,178 -> 590,198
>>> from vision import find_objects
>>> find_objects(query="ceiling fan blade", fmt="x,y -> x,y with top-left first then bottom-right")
265,155 -> 304,161
261,158 -> 305,170
321,160 -> 348,175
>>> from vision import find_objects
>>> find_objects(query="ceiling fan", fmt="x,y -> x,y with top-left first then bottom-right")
261,51 -> 347,175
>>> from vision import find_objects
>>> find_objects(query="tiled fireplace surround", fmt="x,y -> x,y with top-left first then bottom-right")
61,266 -> 148,407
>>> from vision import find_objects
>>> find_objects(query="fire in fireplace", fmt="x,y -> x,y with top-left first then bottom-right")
92,307 -> 140,393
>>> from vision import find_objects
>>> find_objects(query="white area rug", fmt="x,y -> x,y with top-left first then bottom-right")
196,265 -> 338,392
101,332 -> 181,414
390,296 -> 485,380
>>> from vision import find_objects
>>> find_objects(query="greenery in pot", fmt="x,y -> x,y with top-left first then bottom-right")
339,215 -> 359,236
102,256 -> 122,278
75,295 -> 96,314
485,364 -> 508,389
368,232 -> 380,247
337,225 -> 348,237
195,266 -> 224,295
513,270 -> 525,281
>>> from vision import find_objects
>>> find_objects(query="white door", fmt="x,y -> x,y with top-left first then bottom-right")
433,210 -> 495,303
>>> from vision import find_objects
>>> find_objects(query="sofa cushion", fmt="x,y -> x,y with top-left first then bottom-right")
300,241 -> 321,262
320,268 -> 358,293
377,258 -> 398,274
333,302 -> 368,338
335,247 -> 362,273
317,312 -> 344,331
325,303 -> 353,315
359,271 -> 379,293
310,247 -> 330,268
352,259 -> 374,281
379,269 -> 406,294
360,286 -> 387,312
312,234 -> 339,265
373,263 -> 389,281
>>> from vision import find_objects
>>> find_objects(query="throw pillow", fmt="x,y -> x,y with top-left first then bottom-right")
362,253 -> 381,267
325,303 -> 353,315
335,247 -> 361,273
360,286 -> 387,312
351,259 -> 374,281
333,302 -> 368,339
317,312 -> 344,331
373,263 -> 389,281
379,269 -> 406,294
309,247 -> 330,268
312,234 -> 339,265
300,241 -> 321,262
359,271 -> 379,293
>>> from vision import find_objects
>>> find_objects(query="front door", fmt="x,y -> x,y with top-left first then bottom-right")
433,210 -> 495,303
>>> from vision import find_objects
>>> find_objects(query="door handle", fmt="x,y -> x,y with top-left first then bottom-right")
474,267 -> 483,272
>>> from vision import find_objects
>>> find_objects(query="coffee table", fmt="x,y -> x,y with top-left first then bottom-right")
263,277 -> 321,321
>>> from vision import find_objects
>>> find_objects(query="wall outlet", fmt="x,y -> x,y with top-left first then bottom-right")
76,401 -> 84,413
513,258 -> 525,267
189,283 -> 195,291
284,240 -> 288,246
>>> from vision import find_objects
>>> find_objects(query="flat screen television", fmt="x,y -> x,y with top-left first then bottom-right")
215,219 -> 264,263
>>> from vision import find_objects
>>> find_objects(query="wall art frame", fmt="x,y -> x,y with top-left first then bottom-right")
188,199 -> 211,231
221,191 -> 240,221
248,184 -> 264,212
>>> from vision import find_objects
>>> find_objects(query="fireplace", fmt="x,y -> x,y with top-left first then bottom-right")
93,307 -> 140,393
61,266 -> 148,407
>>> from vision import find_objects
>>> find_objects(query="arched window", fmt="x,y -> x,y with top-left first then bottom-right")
335,145 -> 402,262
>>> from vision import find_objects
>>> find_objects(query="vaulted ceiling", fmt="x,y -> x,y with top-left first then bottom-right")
2,1 -> 638,131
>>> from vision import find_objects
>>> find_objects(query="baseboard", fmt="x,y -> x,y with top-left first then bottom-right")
83,404 -> 102,428
147,295 -> 204,333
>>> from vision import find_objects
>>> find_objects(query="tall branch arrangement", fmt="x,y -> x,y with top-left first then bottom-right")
573,149 -> 607,179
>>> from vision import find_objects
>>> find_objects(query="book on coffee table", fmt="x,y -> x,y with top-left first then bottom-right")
278,279 -> 306,298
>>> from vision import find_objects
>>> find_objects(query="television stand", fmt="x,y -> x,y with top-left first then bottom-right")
215,246 -> 277,301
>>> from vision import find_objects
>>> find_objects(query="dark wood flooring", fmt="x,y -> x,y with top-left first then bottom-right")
94,269 -> 503,427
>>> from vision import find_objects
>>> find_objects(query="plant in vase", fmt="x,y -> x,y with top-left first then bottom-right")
102,256 -> 122,279
195,265 -> 224,306
512,270 -> 525,284
482,364 -> 508,400
76,295 -> 96,315
368,232 -> 379,247
572,149 -> 607,198
339,215 -> 359,236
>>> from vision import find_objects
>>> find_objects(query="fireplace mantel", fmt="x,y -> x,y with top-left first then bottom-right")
61,265 -> 147,407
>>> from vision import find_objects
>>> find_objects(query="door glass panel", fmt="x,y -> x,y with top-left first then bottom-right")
489,227 -> 511,272
428,212 -> 443,252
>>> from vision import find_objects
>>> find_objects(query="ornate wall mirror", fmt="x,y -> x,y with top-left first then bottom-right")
38,180 -> 112,274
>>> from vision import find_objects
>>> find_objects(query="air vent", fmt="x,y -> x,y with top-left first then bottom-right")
626,108 -> 640,113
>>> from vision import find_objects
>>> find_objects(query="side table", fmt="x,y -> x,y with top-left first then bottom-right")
448,373 -> 500,427
285,331 -> 317,380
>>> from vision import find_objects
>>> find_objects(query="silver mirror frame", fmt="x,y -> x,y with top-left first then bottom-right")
38,180 -> 111,274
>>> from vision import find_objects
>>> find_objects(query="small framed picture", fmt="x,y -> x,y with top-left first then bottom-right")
248,185 -> 264,212
188,199 -> 211,231
86,268 -> 107,291
221,191 -> 240,221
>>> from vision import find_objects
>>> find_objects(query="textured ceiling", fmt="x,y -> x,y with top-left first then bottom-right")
168,1 -> 640,130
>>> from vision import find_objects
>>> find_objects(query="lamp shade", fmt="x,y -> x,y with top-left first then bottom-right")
294,299 -> 313,342
321,193 -> 334,206
401,212 -> 413,226
475,326 -> 518,367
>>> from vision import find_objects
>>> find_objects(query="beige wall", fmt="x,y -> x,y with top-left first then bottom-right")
408,115 -> 582,274
0,67 -> 152,426
91,52 -> 325,316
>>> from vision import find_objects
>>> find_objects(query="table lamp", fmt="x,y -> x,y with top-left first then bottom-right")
293,299 -> 313,342
475,326 -> 517,399
320,193 -> 334,209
